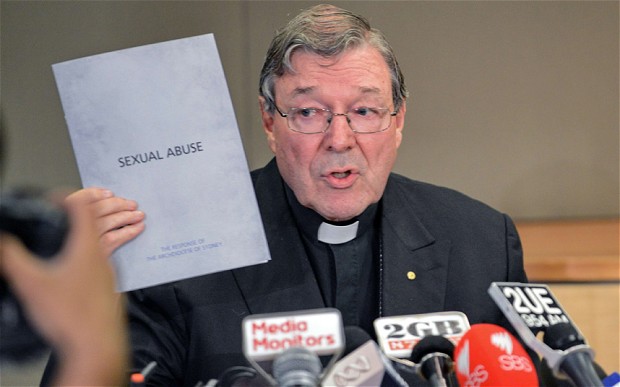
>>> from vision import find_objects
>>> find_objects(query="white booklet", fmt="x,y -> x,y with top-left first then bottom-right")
52,34 -> 270,292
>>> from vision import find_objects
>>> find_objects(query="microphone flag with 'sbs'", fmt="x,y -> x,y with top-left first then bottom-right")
488,282 -> 602,386
241,308 -> 344,385
453,323 -> 538,387
374,311 -> 470,361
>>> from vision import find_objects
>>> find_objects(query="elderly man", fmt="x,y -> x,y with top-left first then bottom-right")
53,4 -> 529,386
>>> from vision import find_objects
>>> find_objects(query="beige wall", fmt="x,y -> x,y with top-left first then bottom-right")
1,0 -> 618,220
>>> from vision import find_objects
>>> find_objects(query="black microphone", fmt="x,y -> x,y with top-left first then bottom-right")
272,346 -> 323,387
543,322 -> 602,387
202,365 -> 265,387
409,335 -> 455,387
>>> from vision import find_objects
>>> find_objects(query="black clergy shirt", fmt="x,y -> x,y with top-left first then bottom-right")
284,185 -> 381,337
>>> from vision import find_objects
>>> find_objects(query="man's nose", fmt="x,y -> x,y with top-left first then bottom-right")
324,113 -> 355,151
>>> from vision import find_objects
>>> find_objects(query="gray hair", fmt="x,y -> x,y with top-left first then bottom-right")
259,4 -> 408,113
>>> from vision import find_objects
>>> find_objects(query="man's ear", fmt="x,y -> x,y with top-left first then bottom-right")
394,101 -> 406,149
259,97 -> 277,153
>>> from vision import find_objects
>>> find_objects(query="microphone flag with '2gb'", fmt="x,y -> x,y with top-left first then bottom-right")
374,311 -> 470,360
241,308 -> 344,385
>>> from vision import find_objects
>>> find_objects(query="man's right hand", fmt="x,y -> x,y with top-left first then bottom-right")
64,187 -> 145,257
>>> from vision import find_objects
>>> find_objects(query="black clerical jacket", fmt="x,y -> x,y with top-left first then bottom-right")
121,159 -> 528,386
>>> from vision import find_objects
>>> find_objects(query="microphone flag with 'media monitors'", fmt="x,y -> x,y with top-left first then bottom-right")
241,308 -> 344,385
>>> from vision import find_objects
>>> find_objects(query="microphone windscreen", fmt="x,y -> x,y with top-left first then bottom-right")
409,335 -> 455,363
543,322 -> 586,351
454,323 -> 538,387
272,346 -> 322,387
215,366 -> 259,386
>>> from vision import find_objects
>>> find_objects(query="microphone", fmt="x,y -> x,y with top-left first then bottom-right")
453,323 -> 538,386
543,322 -> 603,387
202,366 -> 263,387
273,346 -> 322,387
241,308 -> 344,385
374,312 -> 469,386
409,335 -> 455,387
374,311 -> 470,360
488,282 -> 603,387
321,326 -> 408,387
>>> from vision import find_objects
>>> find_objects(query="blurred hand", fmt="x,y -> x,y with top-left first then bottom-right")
64,187 -> 145,256
0,194 -> 130,385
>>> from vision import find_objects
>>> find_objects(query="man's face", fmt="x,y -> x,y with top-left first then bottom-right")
260,45 -> 406,222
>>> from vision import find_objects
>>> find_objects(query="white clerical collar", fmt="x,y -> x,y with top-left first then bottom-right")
317,221 -> 359,245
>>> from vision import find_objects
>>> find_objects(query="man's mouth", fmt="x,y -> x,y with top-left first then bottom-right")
331,171 -> 352,179
324,169 -> 358,189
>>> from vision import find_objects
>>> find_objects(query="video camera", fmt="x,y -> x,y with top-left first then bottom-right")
0,188 -> 68,361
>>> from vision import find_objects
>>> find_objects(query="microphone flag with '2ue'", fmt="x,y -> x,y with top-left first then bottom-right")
488,282 -> 573,337
488,282 -> 603,386
454,323 -> 538,387
241,308 -> 344,385
374,311 -> 470,360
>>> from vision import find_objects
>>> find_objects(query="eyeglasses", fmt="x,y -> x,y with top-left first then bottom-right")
274,106 -> 397,134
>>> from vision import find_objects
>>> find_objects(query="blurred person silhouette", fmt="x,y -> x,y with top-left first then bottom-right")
1,121 -> 129,385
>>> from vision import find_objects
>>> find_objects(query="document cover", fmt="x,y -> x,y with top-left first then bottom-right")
52,34 -> 270,291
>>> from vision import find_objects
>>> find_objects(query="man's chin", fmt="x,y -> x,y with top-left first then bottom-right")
314,204 -> 367,223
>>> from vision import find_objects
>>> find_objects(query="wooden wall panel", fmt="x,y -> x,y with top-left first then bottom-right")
517,219 -> 619,373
